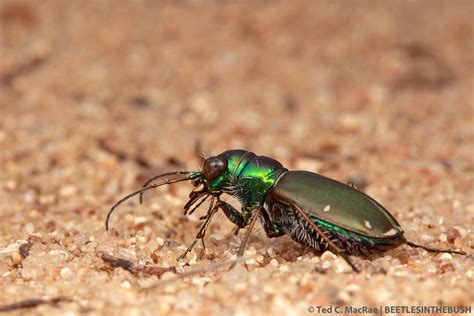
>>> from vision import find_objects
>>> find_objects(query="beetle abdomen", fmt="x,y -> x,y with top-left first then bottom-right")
313,217 -> 406,255
268,201 -> 406,255
271,171 -> 404,239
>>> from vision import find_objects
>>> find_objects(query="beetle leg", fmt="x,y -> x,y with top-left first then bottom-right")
406,241 -> 468,256
178,197 -> 217,260
347,182 -> 359,190
229,207 -> 262,269
259,207 -> 285,238
215,201 -> 247,228
200,238 -> 206,252
291,203 -> 360,273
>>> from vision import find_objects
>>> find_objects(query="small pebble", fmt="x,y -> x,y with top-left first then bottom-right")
279,264 -> 289,272
245,258 -> 256,265
337,290 -> 351,303
156,237 -> 165,247
60,267 -> 74,280
25,223 -> 34,234
321,251 -> 337,261
294,158 -> 322,173
438,253 -> 452,261
447,227 -> 461,243
160,271 -> 176,281
266,247 -> 276,257
60,185 -> 77,197
39,194 -> 55,204
134,216 -> 148,225
420,234 -> 434,243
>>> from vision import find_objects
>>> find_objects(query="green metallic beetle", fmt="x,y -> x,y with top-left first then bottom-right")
106,149 -> 469,272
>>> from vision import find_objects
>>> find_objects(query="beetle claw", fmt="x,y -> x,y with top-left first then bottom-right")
341,254 -> 360,273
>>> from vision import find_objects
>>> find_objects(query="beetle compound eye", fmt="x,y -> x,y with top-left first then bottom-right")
191,178 -> 202,187
203,156 -> 228,180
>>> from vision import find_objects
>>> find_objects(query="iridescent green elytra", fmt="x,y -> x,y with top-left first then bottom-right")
106,149 -> 469,272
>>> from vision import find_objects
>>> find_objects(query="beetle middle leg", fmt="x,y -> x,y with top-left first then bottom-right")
229,207 -> 262,269
215,201 -> 247,229
214,200 -> 251,236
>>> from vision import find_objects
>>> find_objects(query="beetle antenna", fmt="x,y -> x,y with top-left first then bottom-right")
106,176 -> 193,231
139,171 -> 194,204
406,241 -> 469,256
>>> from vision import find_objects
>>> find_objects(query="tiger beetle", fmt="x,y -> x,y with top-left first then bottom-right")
105,149 -> 470,272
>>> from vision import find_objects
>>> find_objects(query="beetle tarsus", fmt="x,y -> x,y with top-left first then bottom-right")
406,241 -> 468,256
340,253 -> 360,273
178,239 -> 198,261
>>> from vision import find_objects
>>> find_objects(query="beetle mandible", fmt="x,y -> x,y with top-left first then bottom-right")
105,149 -> 469,272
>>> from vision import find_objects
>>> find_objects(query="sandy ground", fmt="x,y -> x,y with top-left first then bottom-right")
1,1 -> 473,315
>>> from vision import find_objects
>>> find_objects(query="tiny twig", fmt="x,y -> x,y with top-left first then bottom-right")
98,139 -> 128,161
140,256 -> 249,291
1,55 -> 48,87
97,138 -> 152,168
0,297 -> 72,313
100,253 -> 176,277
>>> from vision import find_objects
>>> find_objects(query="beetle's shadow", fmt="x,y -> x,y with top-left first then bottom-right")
251,234 -> 412,269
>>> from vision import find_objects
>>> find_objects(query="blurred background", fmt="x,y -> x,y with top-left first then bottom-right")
1,0 -> 473,314
2,0 -> 473,214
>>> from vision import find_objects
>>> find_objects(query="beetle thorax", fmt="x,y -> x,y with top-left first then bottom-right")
203,150 -> 287,209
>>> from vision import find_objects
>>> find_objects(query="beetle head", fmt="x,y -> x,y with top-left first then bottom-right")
203,155 -> 228,180
198,154 -> 229,193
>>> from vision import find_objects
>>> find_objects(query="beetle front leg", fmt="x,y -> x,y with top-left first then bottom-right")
178,200 -> 247,260
178,197 -> 218,260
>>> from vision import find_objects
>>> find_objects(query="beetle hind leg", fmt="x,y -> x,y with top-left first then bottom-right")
290,203 -> 360,272
406,241 -> 469,257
